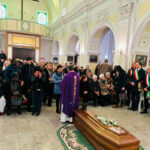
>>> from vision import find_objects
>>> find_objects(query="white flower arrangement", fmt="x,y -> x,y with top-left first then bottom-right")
96,115 -> 118,127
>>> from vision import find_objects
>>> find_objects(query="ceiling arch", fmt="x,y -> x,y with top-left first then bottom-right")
44,0 -> 67,23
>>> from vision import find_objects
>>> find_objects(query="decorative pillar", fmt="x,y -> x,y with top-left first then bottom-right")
116,2 -> 134,70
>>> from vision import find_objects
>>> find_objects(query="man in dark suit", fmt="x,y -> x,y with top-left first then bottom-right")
141,66 -> 150,114
127,62 -> 136,108
130,62 -> 145,111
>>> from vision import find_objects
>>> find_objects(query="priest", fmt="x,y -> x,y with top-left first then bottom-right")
60,65 -> 80,123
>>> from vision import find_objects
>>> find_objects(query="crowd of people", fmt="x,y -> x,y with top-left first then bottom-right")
0,52 -> 149,118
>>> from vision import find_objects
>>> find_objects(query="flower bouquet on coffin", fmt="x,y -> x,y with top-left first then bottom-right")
95,115 -> 126,135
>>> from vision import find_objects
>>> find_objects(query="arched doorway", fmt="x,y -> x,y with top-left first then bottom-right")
52,41 -> 59,63
131,19 -> 150,67
89,26 -> 115,64
67,35 -> 80,65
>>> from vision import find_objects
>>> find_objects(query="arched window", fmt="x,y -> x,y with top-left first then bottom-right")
37,11 -> 48,25
0,5 -> 7,19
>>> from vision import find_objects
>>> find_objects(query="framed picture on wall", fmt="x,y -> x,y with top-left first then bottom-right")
135,55 -> 147,66
67,56 -> 74,62
40,58 -> 45,62
89,55 -> 98,63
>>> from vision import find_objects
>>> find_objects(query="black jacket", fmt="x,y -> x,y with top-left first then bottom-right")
0,53 -> 6,61
92,80 -> 100,92
21,63 -> 34,81
79,70 -> 85,76
114,70 -> 127,93
80,81 -> 90,97
31,73 -> 46,92
130,68 -> 145,91
43,68 -> 53,83
127,67 -> 135,83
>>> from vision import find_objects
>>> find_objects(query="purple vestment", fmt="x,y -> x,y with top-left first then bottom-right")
60,71 -> 80,117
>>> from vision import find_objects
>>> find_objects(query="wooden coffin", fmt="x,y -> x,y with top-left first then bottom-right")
74,110 -> 140,150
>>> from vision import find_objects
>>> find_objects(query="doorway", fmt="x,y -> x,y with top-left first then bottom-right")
74,54 -> 79,65
13,47 -> 35,60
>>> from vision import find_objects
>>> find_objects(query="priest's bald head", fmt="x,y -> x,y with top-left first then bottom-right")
68,66 -> 74,72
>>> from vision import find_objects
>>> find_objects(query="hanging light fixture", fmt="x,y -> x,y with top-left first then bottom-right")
32,0 -> 39,2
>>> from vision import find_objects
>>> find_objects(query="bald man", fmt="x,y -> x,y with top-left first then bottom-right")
141,66 -> 150,114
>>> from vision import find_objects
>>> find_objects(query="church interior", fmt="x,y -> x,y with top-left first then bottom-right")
0,0 -> 150,150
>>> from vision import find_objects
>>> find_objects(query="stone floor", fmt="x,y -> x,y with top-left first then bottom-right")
0,104 -> 150,150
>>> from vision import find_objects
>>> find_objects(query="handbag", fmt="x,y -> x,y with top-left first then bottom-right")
119,93 -> 128,101
11,96 -> 23,106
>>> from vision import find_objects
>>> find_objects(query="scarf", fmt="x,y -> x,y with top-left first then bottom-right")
130,68 -> 133,76
146,73 -> 150,97
134,69 -> 142,90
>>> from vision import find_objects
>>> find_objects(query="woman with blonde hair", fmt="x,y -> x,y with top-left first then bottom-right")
2,60 -> 11,71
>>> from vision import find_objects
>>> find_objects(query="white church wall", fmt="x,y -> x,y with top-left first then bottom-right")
41,38 -> 52,62
0,33 -> 6,53
51,0 -> 150,70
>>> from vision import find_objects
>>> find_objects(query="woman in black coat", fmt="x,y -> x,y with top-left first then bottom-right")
92,75 -> 101,106
113,66 -> 127,108
80,75 -> 90,110
43,64 -> 54,106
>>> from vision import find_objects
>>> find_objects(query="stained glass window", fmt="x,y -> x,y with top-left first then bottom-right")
37,11 -> 48,25
0,4 -> 7,19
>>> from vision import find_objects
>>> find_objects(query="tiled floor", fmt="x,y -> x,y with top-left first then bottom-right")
0,104 -> 150,150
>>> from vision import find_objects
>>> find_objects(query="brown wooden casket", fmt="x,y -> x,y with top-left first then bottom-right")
74,110 -> 140,150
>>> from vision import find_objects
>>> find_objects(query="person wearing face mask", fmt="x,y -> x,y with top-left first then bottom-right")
53,65 -> 64,114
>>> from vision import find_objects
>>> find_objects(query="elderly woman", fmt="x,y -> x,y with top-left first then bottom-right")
99,74 -> 110,106
105,72 -> 116,104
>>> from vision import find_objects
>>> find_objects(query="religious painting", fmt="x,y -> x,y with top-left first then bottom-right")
67,56 -> 74,62
135,55 -> 147,66
89,55 -> 98,63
